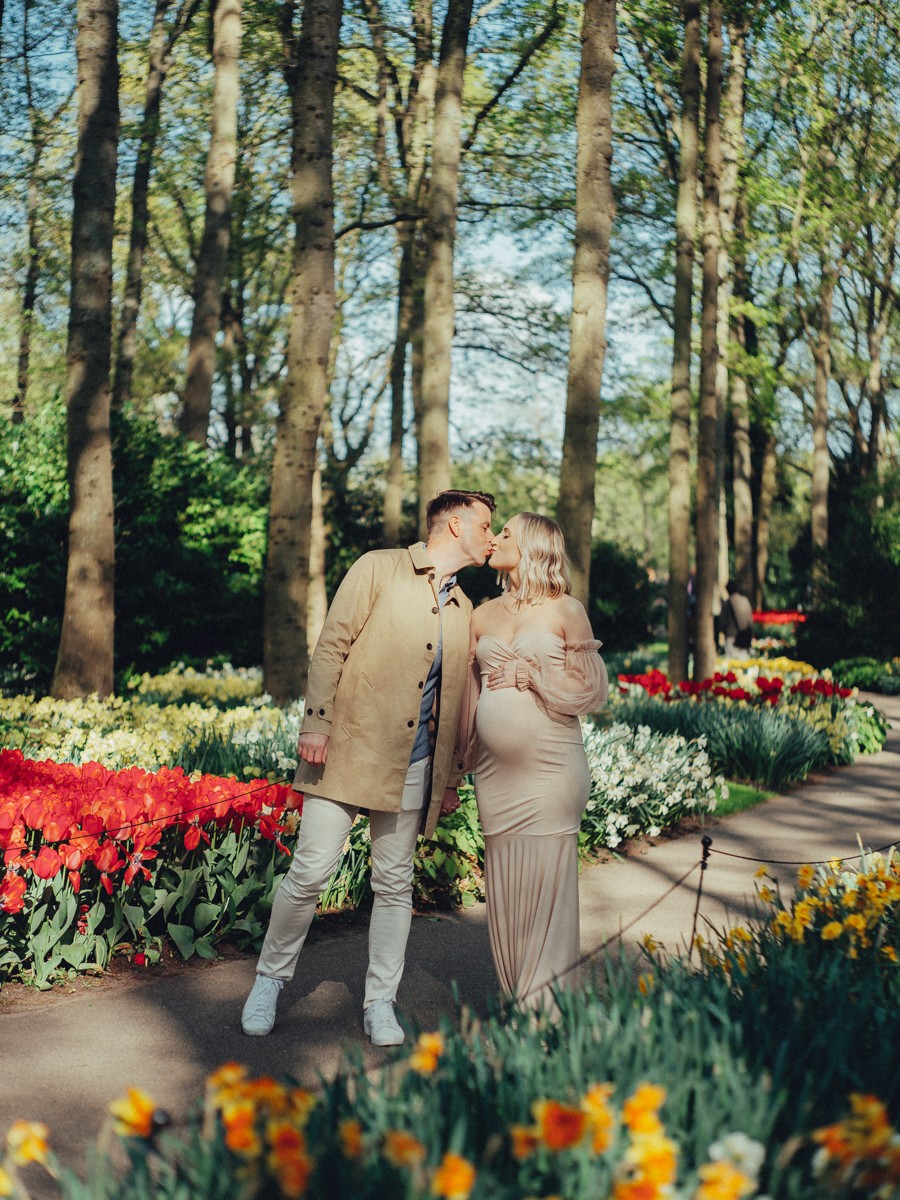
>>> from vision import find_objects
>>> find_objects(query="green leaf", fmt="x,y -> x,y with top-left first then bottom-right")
167,923 -> 197,960
192,902 -> 219,934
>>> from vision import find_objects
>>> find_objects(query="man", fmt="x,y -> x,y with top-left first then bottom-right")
241,490 -> 496,1045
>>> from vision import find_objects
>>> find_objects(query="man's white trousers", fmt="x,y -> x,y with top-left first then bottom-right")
255,758 -> 428,1008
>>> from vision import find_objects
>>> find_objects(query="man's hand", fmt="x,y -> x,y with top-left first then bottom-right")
297,732 -> 329,766
440,787 -> 461,816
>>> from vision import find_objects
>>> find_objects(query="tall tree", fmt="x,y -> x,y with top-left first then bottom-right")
556,0 -> 617,606
666,0 -> 701,682
51,0 -> 119,699
112,0 -> 200,413
263,0 -> 342,705
417,0 -> 473,531
180,0 -> 243,443
692,0 -> 723,680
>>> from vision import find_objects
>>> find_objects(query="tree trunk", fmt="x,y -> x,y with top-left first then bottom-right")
307,463 -> 327,656
692,0 -> 723,682
13,0 -> 40,424
810,282 -> 834,604
417,0 -> 473,528
724,18 -> 753,600
113,0 -> 198,413
666,0 -> 701,683
180,0 -> 242,443
52,0 -> 119,700
262,0 -> 342,705
755,429 -> 776,608
557,0 -> 617,607
730,213 -> 755,600
383,227 -> 416,546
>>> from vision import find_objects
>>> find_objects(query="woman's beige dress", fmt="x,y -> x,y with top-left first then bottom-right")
470,633 -> 608,1008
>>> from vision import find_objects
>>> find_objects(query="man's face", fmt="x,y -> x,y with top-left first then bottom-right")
457,501 -> 495,566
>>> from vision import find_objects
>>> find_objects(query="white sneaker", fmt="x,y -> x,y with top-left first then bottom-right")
363,999 -> 405,1047
241,974 -> 283,1036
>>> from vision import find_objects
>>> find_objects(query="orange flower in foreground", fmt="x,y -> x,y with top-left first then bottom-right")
6,1120 -> 49,1166
109,1088 -> 155,1139
339,1119 -> 364,1160
622,1084 -> 666,1136
510,1123 -> 540,1160
222,1100 -> 261,1157
431,1151 -> 476,1199
533,1099 -> 588,1151
267,1120 -> 311,1197
383,1129 -> 427,1169
694,1159 -> 756,1200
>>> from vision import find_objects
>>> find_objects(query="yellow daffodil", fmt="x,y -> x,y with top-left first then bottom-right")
694,1159 -> 756,1200
6,1120 -> 49,1166
109,1089 -> 155,1140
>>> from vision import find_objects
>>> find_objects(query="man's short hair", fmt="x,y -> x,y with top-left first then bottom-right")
425,489 -> 496,534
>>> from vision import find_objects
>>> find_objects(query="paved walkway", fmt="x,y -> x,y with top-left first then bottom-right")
2,693 -> 898,1194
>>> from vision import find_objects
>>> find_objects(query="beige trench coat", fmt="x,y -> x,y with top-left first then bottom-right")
293,544 -> 472,838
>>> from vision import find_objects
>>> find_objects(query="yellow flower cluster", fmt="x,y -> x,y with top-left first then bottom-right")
126,664 -> 264,706
0,693 -> 287,771
0,1119 -> 52,1199
813,1093 -> 900,1197
760,853 -> 900,958
718,656 -> 816,681
205,1063 -> 317,1198
511,1082 -> 758,1200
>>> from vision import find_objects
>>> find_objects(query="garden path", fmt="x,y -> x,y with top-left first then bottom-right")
2,693 -> 898,1197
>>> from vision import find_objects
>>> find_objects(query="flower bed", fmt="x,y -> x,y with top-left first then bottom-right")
6,852 -> 899,1199
614,663 -> 887,785
0,749 -> 295,986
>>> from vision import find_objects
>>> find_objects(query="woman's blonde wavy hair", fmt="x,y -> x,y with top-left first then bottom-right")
501,512 -> 571,604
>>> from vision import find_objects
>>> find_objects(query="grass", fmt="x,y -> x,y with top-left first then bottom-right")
717,780 -> 776,817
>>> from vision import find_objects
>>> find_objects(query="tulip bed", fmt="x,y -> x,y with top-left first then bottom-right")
4,852 -> 899,1200
0,749 -> 296,987
613,659 -> 888,788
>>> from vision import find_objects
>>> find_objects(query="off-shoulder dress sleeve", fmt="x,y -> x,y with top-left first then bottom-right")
517,639 -> 608,716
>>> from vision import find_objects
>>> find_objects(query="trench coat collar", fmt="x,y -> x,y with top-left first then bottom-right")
407,542 -> 461,604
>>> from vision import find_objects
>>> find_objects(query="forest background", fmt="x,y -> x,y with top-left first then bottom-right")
0,0 -> 898,703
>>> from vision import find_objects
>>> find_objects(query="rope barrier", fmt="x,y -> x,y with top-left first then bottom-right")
708,838 -> 899,869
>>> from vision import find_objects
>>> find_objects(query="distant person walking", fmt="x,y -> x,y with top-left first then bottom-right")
241,490 -> 496,1046
720,579 -> 754,659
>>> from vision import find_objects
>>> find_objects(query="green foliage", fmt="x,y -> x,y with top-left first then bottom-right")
612,696 -> 832,789
795,464 -> 900,667
4,826 -> 291,988
34,855 -> 900,1200
0,401 -> 69,688
832,655 -> 900,696
0,405 -> 270,691
588,541 -> 657,651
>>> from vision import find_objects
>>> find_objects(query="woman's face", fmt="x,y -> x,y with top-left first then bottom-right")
488,515 -> 522,573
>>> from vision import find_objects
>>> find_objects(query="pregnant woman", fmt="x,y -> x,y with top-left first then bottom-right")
462,512 -> 608,1010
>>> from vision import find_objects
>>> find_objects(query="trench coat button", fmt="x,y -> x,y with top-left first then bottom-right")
407,720 -> 415,728
428,573 -> 435,582
318,708 -> 325,716
418,681 -> 424,689
306,707 -> 313,715
426,642 -> 433,650
431,606 -> 438,614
